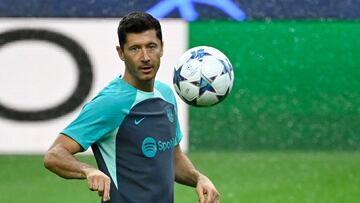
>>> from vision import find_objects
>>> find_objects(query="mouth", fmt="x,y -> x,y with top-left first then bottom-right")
139,66 -> 153,74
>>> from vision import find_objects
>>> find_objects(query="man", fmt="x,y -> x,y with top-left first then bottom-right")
44,12 -> 219,203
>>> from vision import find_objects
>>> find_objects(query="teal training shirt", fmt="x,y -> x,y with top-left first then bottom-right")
62,77 -> 183,203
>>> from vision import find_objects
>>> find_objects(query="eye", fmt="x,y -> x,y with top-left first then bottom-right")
129,46 -> 140,52
148,44 -> 157,49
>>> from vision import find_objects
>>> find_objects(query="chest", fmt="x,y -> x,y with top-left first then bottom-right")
116,98 -> 177,156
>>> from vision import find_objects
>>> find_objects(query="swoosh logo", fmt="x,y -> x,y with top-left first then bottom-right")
134,117 -> 146,125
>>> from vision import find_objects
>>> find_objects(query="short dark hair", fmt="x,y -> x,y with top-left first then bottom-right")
117,12 -> 162,48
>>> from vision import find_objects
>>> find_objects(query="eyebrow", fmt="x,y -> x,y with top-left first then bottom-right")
127,42 -> 159,48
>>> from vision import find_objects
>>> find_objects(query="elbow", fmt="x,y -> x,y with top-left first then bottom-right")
43,150 -> 57,172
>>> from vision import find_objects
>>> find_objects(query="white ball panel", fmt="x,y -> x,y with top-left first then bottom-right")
197,92 -> 219,106
200,56 -> 223,78
179,81 -> 199,101
212,74 -> 231,95
180,61 -> 201,81
229,71 -> 235,91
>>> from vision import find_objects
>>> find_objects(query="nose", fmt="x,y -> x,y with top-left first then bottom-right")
140,48 -> 150,62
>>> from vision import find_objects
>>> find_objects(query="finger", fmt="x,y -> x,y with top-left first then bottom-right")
196,187 -> 206,203
103,179 -> 111,201
207,190 -> 219,203
204,189 -> 213,203
90,184 -> 97,191
207,188 -> 219,203
216,192 -> 220,202
215,193 -> 220,203
91,179 -> 99,191
89,183 -> 97,191
88,176 -> 98,191
87,178 -> 94,190
97,180 -> 104,194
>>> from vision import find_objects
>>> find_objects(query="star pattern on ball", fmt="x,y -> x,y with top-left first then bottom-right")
173,66 -> 187,89
220,59 -> 233,79
190,49 -> 211,62
191,75 -> 217,96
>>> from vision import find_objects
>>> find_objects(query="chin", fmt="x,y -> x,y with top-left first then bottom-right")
140,75 -> 155,81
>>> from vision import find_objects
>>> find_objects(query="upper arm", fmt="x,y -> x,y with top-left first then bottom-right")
174,145 -> 186,165
48,134 -> 84,155
175,145 -> 182,158
61,95 -> 128,151
44,134 -> 89,179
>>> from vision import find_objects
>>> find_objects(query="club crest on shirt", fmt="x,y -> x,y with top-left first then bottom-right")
166,107 -> 174,123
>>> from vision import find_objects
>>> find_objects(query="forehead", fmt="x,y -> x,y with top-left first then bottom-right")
124,30 -> 161,47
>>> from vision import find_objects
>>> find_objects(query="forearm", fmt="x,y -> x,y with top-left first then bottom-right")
174,146 -> 201,187
44,134 -> 111,201
175,146 -> 220,202
44,145 -> 94,179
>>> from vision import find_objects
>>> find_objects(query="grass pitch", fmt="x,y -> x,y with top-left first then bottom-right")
1,151 -> 360,203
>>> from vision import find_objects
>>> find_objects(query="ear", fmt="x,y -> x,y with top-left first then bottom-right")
160,42 -> 164,57
116,46 -> 125,61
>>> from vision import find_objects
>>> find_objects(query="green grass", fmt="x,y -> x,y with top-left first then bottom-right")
1,152 -> 360,203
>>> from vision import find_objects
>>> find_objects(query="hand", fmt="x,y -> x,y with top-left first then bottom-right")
196,174 -> 220,203
84,168 -> 111,201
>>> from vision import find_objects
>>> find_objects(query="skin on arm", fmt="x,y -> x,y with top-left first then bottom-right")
174,145 -> 220,203
43,134 -> 111,201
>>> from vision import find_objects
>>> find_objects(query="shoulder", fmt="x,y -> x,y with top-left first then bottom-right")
154,80 -> 177,104
84,78 -> 138,115
155,80 -> 174,95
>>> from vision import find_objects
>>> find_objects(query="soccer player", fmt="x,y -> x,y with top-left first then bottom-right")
44,11 -> 219,203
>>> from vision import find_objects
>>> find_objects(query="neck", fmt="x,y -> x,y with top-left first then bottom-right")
136,80 -> 154,92
122,75 -> 154,92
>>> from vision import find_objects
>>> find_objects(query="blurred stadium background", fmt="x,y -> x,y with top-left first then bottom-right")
1,0 -> 360,202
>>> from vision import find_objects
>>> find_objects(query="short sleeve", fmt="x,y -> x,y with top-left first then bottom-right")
62,95 -> 124,150
172,91 -> 183,145
155,81 -> 183,145
175,113 -> 183,145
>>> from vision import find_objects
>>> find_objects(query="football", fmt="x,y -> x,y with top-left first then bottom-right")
173,46 -> 234,106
